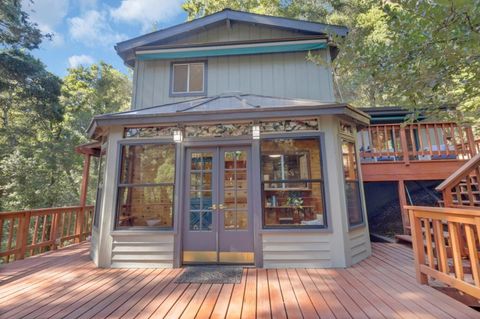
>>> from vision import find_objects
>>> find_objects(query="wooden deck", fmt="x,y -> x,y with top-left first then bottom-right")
0,242 -> 478,318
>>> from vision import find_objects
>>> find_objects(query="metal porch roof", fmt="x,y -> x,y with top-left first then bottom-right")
87,93 -> 370,138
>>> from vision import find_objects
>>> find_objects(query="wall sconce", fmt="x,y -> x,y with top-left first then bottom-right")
173,128 -> 183,143
252,124 -> 260,140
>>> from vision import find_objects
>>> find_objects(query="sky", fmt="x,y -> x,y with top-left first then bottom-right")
22,0 -> 189,77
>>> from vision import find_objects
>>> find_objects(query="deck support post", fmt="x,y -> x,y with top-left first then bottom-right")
398,180 -> 410,234
76,153 -> 91,243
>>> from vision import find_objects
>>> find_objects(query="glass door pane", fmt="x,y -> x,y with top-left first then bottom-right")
223,151 -> 248,230
189,152 -> 214,231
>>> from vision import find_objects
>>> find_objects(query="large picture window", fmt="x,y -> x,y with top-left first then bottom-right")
115,143 -> 175,229
342,140 -> 364,227
261,138 -> 326,228
171,62 -> 206,95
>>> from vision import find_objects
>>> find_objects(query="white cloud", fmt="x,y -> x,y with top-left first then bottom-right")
110,0 -> 184,31
68,10 -> 127,47
22,0 -> 69,47
68,54 -> 95,68
78,0 -> 97,12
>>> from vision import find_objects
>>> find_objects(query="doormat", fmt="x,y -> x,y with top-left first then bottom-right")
175,266 -> 243,284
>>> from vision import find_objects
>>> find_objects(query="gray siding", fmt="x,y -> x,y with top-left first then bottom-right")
133,50 -> 334,108
166,22 -> 304,45
110,234 -> 174,268
262,233 -> 332,268
348,228 -> 370,264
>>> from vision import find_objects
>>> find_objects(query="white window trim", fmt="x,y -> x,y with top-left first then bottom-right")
171,62 -> 205,95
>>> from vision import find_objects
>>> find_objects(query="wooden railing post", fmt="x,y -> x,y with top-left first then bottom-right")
399,126 -> 410,165
51,211 -> 59,250
408,209 -> 428,284
75,154 -> 91,243
14,211 -> 30,260
466,126 -> 477,157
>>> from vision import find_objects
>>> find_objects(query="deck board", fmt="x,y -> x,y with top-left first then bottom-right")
0,242 -> 479,318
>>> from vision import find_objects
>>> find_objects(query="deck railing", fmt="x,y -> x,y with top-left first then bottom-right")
407,205 -> 480,299
358,122 -> 477,164
0,205 -> 94,264
436,153 -> 480,208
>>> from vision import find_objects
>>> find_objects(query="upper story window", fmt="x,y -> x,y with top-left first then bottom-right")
171,62 -> 206,96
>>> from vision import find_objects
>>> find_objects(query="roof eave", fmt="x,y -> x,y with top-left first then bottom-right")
115,9 -> 348,65
87,103 -> 369,138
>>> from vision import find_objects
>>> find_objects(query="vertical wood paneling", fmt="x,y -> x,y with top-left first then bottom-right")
132,24 -> 336,108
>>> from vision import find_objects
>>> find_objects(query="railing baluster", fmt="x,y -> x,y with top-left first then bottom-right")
418,123 -> 424,156
426,124 -> 434,157
433,219 -> 449,273
409,125 -> 417,158
433,123 -> 442,156
41,215 -> 48,253
464,224 -> 480,286
424,220 -> 435,268
6,218 -> 15,263
466,177 -> 475,206
448,222 -> 465,280
32,215 -> 40,255
441,124 -> 450,157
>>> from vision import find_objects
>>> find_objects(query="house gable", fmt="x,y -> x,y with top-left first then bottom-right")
116,9 -> 348,67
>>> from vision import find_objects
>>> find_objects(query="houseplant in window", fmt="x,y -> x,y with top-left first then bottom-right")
287,192 -> 304,224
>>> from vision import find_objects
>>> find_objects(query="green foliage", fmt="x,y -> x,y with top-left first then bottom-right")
0,62 -> 131,211
0,0 -> 44,50
182,0 -> 480,123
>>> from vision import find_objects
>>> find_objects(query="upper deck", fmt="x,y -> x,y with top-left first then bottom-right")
358,121 -> 478,182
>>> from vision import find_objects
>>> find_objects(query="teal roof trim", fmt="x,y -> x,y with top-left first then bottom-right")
137,42 -> 327,60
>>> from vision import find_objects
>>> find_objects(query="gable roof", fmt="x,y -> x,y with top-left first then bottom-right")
87,93 -> 369,138
115,9 -> 349,66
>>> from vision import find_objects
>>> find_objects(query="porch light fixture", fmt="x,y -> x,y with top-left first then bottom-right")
173,128 -> 183,143
252,124 -> 260,140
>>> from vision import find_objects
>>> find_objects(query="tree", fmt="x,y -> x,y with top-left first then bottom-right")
182,0 -> 480,123
0,0 -> 44,50
0,62 -> 131,211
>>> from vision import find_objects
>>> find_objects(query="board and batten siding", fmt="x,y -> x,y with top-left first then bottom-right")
133,50 -> 334,108
262,233 -> 332,268
167,22 -> 305,46
110,233 -> 174,268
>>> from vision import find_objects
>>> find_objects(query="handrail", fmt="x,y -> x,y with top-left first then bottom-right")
0,205 -> 94,264
407,205 -> 480,299
436,153 -> 480,192
358,122 -> 477,164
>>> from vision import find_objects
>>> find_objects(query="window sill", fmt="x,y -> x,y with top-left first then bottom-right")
259,227 -> 332,234
169,92 -> 206,98
111,229 -> 176,236
348,223 -> 366,231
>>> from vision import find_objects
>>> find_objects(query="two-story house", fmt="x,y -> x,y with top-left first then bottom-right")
84,9 -> 371,268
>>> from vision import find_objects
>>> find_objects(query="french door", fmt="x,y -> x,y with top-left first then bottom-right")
182,146 -> 254,264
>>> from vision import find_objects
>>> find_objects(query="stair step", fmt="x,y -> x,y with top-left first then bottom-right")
395,234 -> 412,244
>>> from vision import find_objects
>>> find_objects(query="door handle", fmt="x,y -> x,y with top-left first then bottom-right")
210,204 -> 217,210
219,203 -> 226,210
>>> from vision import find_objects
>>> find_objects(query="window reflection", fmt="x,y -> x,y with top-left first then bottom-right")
342,140 -> 364,227
261,139 -> 326,228
116,144 -> 175,229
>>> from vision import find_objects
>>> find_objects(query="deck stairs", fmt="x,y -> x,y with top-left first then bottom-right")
395,154 -> 480,244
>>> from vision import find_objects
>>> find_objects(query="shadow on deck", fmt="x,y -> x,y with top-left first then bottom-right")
0,242 -> 478,318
